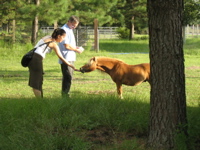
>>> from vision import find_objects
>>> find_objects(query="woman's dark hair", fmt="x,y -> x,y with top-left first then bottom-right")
51,28 -> 66,39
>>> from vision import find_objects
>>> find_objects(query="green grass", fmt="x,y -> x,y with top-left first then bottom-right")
0,37 -> 200,150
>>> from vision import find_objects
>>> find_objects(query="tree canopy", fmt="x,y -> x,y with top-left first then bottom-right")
184,0 -> 200,25
0,0 -> 199,42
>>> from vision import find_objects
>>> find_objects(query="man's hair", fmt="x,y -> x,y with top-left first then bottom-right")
68,16 -> 79,23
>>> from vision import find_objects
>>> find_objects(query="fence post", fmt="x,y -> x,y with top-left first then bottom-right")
94,19 -> 99,52
186,25 -> 189,37
76,29 -> 79,46
192,25 -> 195,37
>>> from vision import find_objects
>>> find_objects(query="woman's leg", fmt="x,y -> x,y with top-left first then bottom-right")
33,88 -> 42,98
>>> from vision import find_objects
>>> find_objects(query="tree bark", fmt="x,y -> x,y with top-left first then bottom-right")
54,20 -> 58,29
147,0 -> 188,149
12,19 -> 16,43
129,16 -> 134,40
31,0 -> 40,44
31,16 -> 38,44
94,18 -> 99,52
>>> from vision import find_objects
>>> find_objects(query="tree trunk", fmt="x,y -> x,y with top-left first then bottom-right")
147,0 -> 188,149
54,20 -> 58,29
31,0 -> 40,44
31,16 -> 38,44
131,16 -> 134,39
6,23 -> 9,33
129,16 -> 134,40
94,18 -> 99,52
12,19 -> 16,43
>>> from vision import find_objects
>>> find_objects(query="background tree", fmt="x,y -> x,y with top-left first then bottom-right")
0,0 -> 15,32
183,0 -> 200,41
121,0 -> 147,39
31,0 -> 40,44
184,0 -> 200,25
1,0 -> 38,43
1,0 -> 200,43
147,0 -> 188,149
104,0 -> 126,26
0,0 -> 18,42
132,0 -> 148,34
68,0 -> 119,26
38,0 -> 69,28
17,0 -> 70,44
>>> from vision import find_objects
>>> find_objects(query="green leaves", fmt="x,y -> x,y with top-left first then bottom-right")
184,0 -> 200,25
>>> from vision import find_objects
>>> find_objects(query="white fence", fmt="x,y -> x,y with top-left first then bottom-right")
74,26 -> 118,46
40,26 -> 118,39
40,25 -> 200,48
185,24 -> 200,37
41,25 -> 200,38
41,26 -> 119,48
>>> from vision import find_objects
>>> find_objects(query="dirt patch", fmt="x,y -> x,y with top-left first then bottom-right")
87,90 -> 115,95
74,127 -> 147,149
74,78 -> 111,84
186,66 -> 200,70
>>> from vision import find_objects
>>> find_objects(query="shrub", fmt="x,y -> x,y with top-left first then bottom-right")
116,27 -> 130,39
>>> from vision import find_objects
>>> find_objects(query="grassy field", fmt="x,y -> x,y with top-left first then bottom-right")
0,37 -> 199,150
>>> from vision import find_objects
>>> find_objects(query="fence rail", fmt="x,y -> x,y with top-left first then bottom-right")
41,25 -> 200,38
185,24 -> 200,37
40,25 -> 200,49
40,26 -> 119,39
41,26 -> 119,48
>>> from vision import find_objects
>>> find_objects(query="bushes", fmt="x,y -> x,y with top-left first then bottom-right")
116,27 -> 149,40
116,27 -> 130,39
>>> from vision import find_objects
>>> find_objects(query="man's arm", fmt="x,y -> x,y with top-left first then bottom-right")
64,44 -> 83,53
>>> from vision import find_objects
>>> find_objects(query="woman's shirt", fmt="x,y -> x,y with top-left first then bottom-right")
34,35 -> 52,58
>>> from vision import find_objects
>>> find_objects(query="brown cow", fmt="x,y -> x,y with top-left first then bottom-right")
80,56 -> 150,99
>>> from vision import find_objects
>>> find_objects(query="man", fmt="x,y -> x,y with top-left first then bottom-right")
58,16 -> 83,97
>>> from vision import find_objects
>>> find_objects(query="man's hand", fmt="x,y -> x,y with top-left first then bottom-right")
76,46 -> 84,53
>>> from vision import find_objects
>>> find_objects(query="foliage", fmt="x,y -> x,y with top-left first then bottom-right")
116,27 -> 130,39
184,0 -> 200,25
38,0 -> 70,25
105,0 -> 126,26
0,1 -> 15,25
0,0 -> 200,43
68,0 -> 120,26
123,0 -> 148,33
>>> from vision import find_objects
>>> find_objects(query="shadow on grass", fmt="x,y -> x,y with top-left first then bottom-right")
0,95 -> 150,149
0,95 -> 199,149
0,70 -> 28,77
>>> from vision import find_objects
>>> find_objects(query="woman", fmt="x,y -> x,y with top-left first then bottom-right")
28,28 -> 79,98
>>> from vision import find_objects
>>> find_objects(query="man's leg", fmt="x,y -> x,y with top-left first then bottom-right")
60,61 -> 74,97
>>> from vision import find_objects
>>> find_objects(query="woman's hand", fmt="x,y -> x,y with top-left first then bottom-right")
74,69 -> 81,72
70,65 -> 80,72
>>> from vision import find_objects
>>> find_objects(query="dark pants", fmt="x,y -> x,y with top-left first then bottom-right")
60,61 -> 74,97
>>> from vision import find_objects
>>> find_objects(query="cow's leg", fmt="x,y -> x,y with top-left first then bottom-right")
116,83 -> 123,99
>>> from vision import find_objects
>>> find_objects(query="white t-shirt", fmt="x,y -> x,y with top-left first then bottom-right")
58,24 -> 76,63
34,35 -> 52,58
